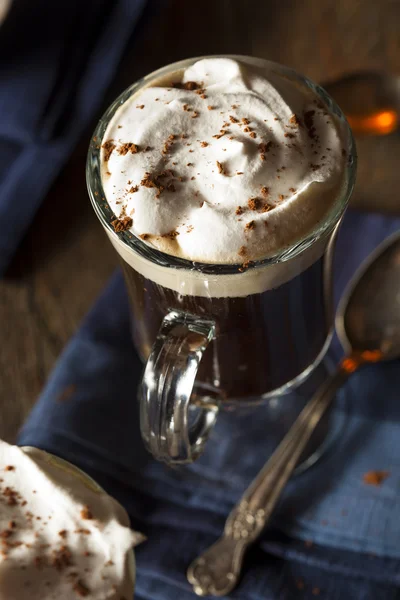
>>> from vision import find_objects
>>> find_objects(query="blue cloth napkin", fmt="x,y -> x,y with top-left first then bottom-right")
18,210 -> 400,600
0,0 -> 151,275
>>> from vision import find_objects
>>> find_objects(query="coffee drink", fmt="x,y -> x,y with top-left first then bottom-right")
88,56 -> 354,461
98,57 -> 349,400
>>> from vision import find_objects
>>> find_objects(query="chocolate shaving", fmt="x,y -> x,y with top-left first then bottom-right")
200,141 -> 209,147
235,206 -> 244,216
140,173 -> 156,188
258,141 -> 273,154
183,81 -> 200,90
260,186 -> 269,197
247,198 -> 262,211
245,221 -> 256,231
3,487 -> 18,506
363,471 -> 389,486
238,246 -> 247,257
111,217 -> 132,232
80,507 -> 93,520
289,114 -> 301,126
118,142 -> 139,155
102,140 -> 116,162
261,204 -> 274,213
161,230 -> 179,240
216,161 -> 225,175
239,260 -> 252,272
52,546 -> 72,571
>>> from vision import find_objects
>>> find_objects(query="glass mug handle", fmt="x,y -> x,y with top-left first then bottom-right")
139,310 -> 219,464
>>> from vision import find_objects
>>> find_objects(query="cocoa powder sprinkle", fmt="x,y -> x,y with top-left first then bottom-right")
80,507 -> 93,520
118,142 -> 139,155
102,140 -> 116,162
363,471 -> 390,486
216,161 -> 225,175
245,221 -> 256,231
289,114 -> 301,126
247,198 -> 262,211
111,217 -> 132,232
258,141 -> 273,154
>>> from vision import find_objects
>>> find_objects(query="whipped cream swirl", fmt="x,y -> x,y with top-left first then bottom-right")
101,58 -> 347,264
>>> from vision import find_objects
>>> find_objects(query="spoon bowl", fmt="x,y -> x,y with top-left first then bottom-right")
336,229 -> 400,360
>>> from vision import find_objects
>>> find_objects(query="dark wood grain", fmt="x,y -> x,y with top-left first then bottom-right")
1,0 -> 400,442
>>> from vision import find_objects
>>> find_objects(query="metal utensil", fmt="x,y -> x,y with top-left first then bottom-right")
187,230 -> 400,597
322,71 -> 400,136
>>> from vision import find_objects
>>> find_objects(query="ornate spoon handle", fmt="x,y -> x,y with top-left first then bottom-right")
187,362 -> 353,596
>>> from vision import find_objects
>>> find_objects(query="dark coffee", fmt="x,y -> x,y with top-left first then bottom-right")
121,253 -> 331,402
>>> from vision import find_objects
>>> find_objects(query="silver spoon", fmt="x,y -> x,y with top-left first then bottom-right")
187,230 -> 400,597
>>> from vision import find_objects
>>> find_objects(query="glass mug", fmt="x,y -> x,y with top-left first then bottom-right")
87,56 -> 356,465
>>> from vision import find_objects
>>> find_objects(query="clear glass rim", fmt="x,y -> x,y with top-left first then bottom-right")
86,54 -> 357,276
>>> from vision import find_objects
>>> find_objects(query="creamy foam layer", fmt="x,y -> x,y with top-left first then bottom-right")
107,227 -> 331,298
101,58 -> 348,265
0,441 -> 139,599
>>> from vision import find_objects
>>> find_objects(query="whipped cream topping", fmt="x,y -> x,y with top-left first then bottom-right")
101,57 -> 348,264
0,441 -> 137,599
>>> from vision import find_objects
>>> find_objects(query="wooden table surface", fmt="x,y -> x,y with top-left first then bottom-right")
1,0 -> 400,442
